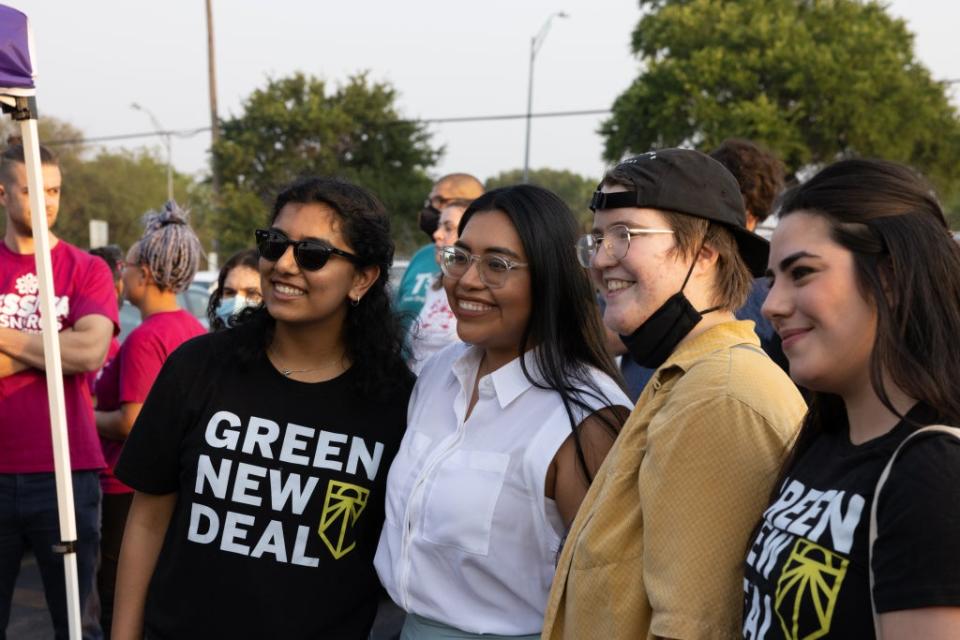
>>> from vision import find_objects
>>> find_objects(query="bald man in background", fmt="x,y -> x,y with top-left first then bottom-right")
395,173 -> 484,332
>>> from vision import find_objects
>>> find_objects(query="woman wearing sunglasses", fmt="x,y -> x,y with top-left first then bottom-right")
376,185 -> 632,639
112,177 -> 413,640
742,159 -> 960,639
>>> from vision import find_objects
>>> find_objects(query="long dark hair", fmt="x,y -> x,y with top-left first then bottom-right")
235,177 -> 411,399
458,185 -> 627,480
776,158 -> 960,477
207,248 -> 260,331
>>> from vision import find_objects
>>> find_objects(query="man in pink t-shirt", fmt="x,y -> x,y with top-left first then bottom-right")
0,144 -> 118,638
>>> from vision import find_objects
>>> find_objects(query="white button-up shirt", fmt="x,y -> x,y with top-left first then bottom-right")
375,342 -> 631,635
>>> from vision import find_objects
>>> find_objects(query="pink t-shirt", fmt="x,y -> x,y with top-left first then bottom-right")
0,240 -> 119,473
88,337 -> 120,398
95,309 -> 205,494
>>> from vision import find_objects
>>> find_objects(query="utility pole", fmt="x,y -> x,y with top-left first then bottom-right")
523,11 -> 568,183
206,0 -> 221,197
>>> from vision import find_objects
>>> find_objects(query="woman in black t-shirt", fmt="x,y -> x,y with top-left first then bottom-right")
742,159 -> 960,639
112,177 -> 414,640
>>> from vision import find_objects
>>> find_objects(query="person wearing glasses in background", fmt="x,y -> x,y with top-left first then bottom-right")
376,185 -> 632,639
395,173 -> 484,332
206,248 -> 263,331
407,199 -> 470,374
112,178 -> 413,640
541,150 -> 806,639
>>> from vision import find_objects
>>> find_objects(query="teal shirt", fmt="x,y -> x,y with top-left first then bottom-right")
395,244 -> 440,332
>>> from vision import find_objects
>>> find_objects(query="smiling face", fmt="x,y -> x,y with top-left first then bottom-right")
589,187 -> 691,335
260,202 -> 378,328
762,211 -> 878,395
444,209 -> 532,365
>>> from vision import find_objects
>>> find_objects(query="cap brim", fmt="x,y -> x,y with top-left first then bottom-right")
729,227 -> 769,277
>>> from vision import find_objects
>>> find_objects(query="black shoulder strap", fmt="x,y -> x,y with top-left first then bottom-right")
869,425 -> 960,638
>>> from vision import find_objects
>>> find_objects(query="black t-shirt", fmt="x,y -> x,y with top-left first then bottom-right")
115,329 -> 413,640
742,403 -> 960,639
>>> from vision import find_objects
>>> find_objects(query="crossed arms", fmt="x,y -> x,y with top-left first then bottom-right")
0,314 -> 114,377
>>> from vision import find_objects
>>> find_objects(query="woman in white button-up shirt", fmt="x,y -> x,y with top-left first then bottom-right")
376,185 -> 632,640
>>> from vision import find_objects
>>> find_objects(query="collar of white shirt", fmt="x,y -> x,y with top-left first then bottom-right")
450,345 -> 543,410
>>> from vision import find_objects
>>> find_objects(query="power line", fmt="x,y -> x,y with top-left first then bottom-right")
44,80 -> 960,149
46,126 -> 211,146
44,108 -> 613,147
427,108 -> 610,124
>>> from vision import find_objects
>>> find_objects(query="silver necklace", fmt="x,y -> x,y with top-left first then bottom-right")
269,346 -> 337,377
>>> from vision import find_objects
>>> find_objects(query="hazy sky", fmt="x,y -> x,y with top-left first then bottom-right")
7,0 -> 960,185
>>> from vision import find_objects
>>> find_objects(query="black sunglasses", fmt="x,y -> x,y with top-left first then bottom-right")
254,228 -> 359,271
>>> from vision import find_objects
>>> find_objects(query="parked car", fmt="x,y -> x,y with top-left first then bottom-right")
118,283 -> 211,341
191,269 -> 220,293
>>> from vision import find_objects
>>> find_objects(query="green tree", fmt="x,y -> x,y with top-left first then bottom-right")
0,116 -> 86,167
212,72 -> 441,255
57,148 -> 203,251
602,0 -> 960,202
1,117 -> 209,251
486,168 -> 598,229
946,192 -> 960,230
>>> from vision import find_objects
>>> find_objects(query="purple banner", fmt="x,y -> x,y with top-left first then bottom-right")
0,5 -> 34,90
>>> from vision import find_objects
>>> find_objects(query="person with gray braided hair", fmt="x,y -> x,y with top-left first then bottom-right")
92,201 -> 205,637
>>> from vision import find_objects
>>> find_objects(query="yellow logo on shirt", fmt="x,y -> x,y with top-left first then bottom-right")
318,480 -> 369,559
774,538 -> 849,640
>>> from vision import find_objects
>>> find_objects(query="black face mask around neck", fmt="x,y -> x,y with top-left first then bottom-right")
618,254 -> 720,369
620,291 -> 712,369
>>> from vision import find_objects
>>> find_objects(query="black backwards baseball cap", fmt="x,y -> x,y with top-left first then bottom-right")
590,149 -> 769,276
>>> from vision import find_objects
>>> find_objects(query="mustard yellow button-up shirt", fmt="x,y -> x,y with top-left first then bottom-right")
543,321 -> 806,640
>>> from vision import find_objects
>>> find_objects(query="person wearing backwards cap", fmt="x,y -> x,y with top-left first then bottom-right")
541,149 -> 806,640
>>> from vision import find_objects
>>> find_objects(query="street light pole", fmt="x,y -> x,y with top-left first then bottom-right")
523,11 -> 568,184
206,0 -> 221,198
131,102 -> 174,201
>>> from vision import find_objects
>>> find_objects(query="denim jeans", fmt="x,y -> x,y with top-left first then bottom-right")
0,471 -> 101,640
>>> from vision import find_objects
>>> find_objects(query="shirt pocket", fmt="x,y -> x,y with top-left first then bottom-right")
385,431 -> 434,526
421,449 -> 510,556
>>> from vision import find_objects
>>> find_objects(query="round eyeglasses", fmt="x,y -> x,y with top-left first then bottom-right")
439,245 -> 527,289
575,224 -> 674,268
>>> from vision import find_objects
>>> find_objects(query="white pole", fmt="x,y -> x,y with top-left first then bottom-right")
20,116 -> 82,640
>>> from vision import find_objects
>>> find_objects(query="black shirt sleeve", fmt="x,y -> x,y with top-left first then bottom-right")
873,431 -> 960,612
114,334 -> 210,495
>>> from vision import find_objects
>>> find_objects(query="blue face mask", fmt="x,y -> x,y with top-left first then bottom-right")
215,294 -> 255,327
